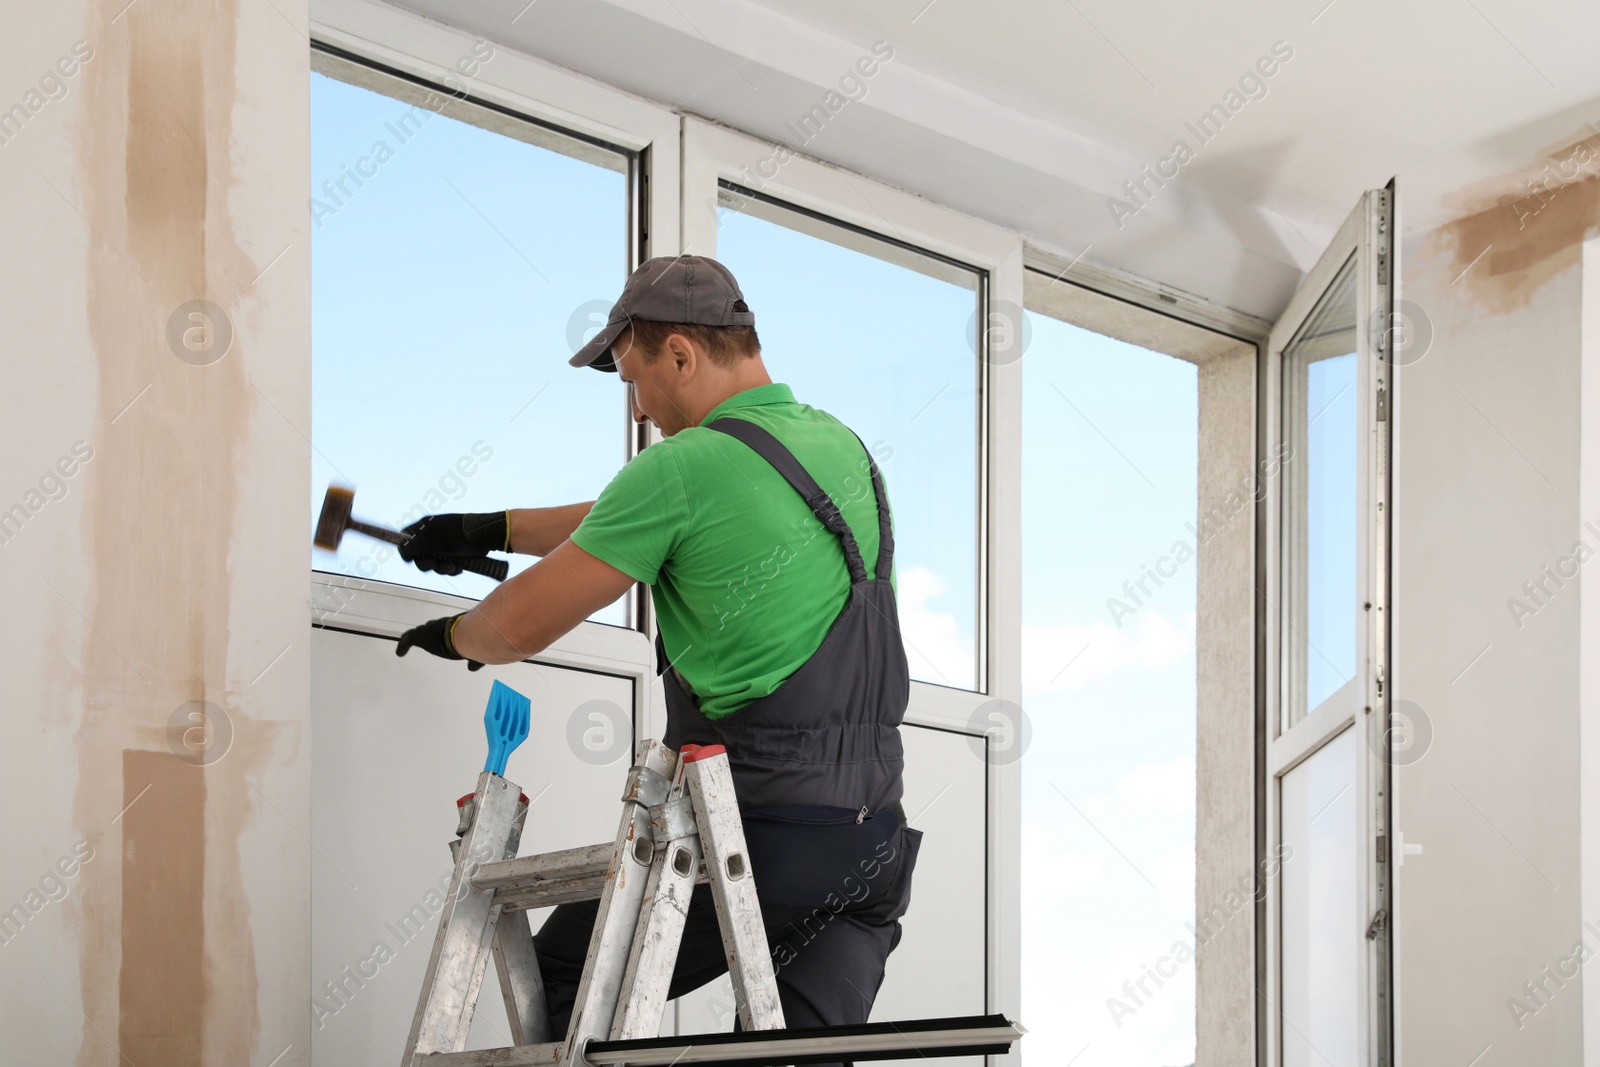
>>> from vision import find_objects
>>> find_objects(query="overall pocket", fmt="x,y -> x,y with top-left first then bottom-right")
851,823 -> 923,926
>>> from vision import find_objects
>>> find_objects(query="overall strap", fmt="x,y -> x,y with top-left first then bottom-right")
706,417 -> 869,585
848,431 -> 894,581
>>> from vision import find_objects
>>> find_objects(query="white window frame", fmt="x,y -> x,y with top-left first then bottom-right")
307,0 -> 682,725
682,117 -> 1024,1060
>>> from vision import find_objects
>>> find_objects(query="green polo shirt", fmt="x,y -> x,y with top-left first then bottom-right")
570,383 -> 892,721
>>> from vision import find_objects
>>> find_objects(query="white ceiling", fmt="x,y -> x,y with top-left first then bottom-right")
393,0 -> 1600,321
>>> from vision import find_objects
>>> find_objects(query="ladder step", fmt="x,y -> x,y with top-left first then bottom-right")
470,843 -> 612,911
473,843 -> 707,913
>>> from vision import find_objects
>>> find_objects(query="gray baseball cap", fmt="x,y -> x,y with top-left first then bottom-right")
569,255 -> 755,372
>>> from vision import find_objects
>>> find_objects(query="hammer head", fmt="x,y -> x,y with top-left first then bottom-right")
314,484 -> 355,551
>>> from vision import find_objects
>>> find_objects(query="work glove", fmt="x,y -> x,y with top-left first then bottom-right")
395,614 -> 484,671
399,511 -> 510,575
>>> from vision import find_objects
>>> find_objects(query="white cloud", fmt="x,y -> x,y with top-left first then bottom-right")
1067,790 -> 1111,817
1155,842 -> 1197,924
1114,756 -> 1196,817
895,565 -> 1194,696
896,566 -> 977,687
1021,609 -> 1193,696
1021,825 -> 1106,905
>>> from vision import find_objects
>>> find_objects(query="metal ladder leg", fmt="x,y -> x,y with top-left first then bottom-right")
450,786 -> 552,1047
562,740 -> 678,1062
681,748 -> 785,1031
609,758 -> 705,1040
493,907 -> 552,1045
403,772 -> 526,1064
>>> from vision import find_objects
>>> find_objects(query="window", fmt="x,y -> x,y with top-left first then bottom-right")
309,50 -> 632,623
713,186 -> 983,690
1019,296 -> 1200,1067
1280,256 -> 1359,728
305,19 -> 681,1057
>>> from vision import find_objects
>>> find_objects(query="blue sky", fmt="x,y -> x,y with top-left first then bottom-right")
310,71 -> 630,622
311,68 -> 1207,1066
1305,353 -> 1358,711
1021,315 -> 1198,1067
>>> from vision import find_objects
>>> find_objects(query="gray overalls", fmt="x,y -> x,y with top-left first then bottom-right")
534,418 -> 923,1066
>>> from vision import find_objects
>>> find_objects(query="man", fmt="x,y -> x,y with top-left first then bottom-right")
393,255 -> 920,1051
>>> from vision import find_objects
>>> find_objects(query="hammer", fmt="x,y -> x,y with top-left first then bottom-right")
314,484 -> 509,581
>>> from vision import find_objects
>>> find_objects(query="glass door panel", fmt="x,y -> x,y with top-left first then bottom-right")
1281,257 -> 1360,729
1280,726 -> 1360,1067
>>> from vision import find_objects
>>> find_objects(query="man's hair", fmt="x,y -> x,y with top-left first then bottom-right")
629,301 -> 760,367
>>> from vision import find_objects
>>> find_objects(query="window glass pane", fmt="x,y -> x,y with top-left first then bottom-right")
714,190 -> 981,690
1020,306 -> 1198,1066
1281,257 -> 1359,728
310,55 -> 631,625
1279,725 -> 1361,1067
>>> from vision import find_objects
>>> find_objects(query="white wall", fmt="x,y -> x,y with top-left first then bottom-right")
0,0 -> 312,1061
1395,185 -> 1593,1063
1584,235 -> 1600,1067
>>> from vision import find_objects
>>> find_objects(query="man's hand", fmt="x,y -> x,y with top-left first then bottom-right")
395,614 -> 485,671
399,512 -> 510,575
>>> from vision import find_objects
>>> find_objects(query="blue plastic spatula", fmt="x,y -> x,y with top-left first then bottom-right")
483,680 -> 531,777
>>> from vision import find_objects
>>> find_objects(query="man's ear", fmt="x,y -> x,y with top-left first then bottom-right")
667,332 -> 697,378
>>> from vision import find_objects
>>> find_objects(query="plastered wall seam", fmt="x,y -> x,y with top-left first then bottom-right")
69,0 -> 310,1061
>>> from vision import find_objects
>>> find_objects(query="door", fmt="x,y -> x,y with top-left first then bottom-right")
1263,187 -> 1394,1067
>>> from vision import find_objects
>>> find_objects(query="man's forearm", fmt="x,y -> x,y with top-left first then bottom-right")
507,503 -> 594,557
448,539 -> 635,665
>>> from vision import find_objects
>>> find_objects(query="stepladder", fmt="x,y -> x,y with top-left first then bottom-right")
402,738 -> 784,1067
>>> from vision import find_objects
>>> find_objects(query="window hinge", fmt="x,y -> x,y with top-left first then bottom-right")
1366,908 -> 1388,940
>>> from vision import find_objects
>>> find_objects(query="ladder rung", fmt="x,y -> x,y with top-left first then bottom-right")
471,843 -> 612,911
408,1039 -> 565,1066
473,843 -> 708,912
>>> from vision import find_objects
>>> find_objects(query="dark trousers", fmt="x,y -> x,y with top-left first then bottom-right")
533,812 -> 923,1067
